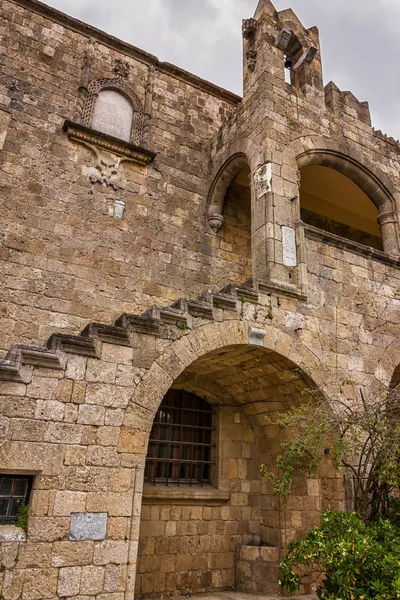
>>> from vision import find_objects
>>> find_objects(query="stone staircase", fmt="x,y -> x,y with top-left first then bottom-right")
0,282 -> 260,382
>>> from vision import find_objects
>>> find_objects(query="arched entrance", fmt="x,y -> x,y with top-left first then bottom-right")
134,340 -> 340,598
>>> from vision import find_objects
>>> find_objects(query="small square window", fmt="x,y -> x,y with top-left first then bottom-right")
0,475 -> 32,524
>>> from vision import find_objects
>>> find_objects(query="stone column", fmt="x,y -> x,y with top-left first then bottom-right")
378,210 -> 400,256
251,162 -> 273,282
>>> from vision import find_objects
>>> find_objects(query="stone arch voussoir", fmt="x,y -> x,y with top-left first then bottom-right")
124,320 -> 325,431
287,135 -> 398,212
207,137 -> 262,218
284,135 -> 400,255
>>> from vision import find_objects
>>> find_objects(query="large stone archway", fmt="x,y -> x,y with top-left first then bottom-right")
126,321 -> 338,598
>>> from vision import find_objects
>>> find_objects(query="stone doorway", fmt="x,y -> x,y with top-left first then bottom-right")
134,344 -> 338,598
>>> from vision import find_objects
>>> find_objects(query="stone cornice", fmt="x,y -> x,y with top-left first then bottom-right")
10,0 -> 242,106
63,121 -> 156,166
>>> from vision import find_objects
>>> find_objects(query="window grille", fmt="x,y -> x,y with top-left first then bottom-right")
0,475 -> 32,524
144,389 -> 215,487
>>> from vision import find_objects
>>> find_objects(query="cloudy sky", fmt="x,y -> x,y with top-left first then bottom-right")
44,0 -> 400,140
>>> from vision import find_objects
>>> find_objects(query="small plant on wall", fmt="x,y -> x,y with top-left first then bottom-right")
262,381 -> 400,599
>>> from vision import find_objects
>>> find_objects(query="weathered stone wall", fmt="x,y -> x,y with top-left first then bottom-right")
136,404 -> 259,597
0,0 -> 239,355
1,0 -> 400,599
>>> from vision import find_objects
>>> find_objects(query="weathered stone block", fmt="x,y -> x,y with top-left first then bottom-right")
69,513 -> 108,541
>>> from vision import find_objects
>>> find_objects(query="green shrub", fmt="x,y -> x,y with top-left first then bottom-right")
280,509 -> 400,600
15,502 -> 29,536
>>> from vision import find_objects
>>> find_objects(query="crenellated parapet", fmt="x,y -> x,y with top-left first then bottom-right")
324,81 -> 371,126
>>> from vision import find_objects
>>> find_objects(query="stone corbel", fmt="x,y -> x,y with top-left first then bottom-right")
242,18 -> 257,40
207,213 -> 225,235
253,162 -> 272,198
63,120 -> 156,188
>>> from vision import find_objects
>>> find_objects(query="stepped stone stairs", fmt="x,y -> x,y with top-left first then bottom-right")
0,283 -> 260,383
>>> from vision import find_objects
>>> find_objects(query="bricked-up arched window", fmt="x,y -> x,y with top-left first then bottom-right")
92,89 -> 134,142
82,78 -> 145,146
144,390 -> 214,487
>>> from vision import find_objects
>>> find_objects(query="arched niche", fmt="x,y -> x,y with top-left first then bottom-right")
92,89 -> 134,142
207,153 -> 252,284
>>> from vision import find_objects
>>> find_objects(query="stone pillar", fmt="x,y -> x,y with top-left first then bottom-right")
251,163 -> 273,282
378,210 -> 400,256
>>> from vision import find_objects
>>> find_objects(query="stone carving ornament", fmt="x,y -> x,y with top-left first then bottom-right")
113,58 -> 131,78
207,214 -> 225,235
87,148 -> 123,189
253,162 -> 272,198
242,18 -> 257,40
246,51 -> 258,72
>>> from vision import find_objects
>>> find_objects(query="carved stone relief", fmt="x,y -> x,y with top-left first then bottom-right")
246,51 -> 258,72
86,148 -> 123,189
253,163 -> 272,198
113,58 -> 131,79
242,18 -> 257,40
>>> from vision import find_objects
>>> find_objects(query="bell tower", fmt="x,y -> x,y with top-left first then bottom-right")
242,0 -> 324,104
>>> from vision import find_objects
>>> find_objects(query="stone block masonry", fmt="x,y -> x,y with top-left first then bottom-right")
1,0 -> 400,598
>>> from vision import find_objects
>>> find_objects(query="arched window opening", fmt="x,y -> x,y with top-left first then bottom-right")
284,53 -> 292,84
144,389 -> 214,487
300,165 -> 383,251
222,165 -> 252,282
92,89 -> 133,142
282,32 -> 303,87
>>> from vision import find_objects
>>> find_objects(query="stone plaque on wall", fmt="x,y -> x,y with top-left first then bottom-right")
282,226 -> 297,267
69,513 -> 107,541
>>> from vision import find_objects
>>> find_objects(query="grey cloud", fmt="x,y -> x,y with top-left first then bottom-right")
45,0 -> 400,139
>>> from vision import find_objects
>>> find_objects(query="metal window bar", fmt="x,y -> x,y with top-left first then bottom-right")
0,475 -> 32,524
144,389 -> 214,487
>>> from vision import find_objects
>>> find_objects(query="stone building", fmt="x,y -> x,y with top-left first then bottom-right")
1,0 -> 400,598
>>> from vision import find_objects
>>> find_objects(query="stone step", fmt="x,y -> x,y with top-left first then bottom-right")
0,279 -> 260,382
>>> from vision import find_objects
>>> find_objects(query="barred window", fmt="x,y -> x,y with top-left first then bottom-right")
144,390 -> 215,487
0,475 -> 32,524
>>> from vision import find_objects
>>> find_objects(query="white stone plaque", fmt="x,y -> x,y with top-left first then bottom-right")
69,513 -> 107,541
282,226 -> 297,267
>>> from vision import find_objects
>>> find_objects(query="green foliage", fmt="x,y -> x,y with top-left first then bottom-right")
262,383 -> 400,522
267,308 -> 273,319
176,322 -> 189,331
15,502 -> 29,536
280,509 -> 400,600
